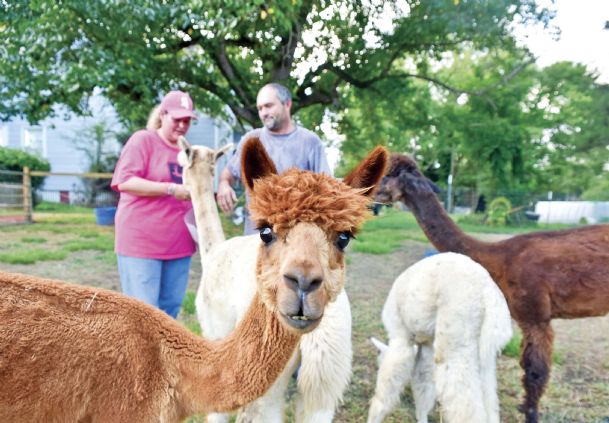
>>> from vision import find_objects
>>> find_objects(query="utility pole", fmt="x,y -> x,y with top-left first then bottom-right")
446,148 -> 456,212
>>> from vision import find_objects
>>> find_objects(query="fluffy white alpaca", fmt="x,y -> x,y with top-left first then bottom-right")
367,252 -> 512,423
197,235 -> 352,423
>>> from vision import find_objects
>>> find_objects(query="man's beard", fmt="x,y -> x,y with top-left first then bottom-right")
263,116 -> 279,130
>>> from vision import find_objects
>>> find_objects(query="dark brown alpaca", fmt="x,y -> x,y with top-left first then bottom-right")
375,153 -> 609,423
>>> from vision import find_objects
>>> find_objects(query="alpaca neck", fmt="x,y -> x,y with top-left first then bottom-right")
407,192 -> 486,257
174,293 -> 300,417
189,178 -> 225,256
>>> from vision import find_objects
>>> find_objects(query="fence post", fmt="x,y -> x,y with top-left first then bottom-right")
23,167 -> 32,223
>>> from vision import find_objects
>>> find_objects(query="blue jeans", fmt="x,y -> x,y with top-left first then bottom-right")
117,255 -> 191,318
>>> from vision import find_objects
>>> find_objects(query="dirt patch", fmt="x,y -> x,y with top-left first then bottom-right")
1,250 -> 121,290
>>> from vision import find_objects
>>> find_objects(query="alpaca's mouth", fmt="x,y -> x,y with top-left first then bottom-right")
281,313 -> 320,331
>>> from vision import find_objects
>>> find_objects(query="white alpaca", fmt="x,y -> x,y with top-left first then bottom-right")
367,252 -> 513,423
177,138 -> 354,423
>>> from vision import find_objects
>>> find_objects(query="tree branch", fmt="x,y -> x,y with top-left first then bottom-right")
269,0 -> 314,82
210,40 -> 256,107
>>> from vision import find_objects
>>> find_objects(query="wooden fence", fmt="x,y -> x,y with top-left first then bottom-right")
0,168 -> 113,224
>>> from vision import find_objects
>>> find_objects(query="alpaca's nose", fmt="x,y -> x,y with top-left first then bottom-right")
283,270 -> 323,293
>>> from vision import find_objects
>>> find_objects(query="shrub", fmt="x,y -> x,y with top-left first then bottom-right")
487,197 -> 512,226
0,146 -> 50,190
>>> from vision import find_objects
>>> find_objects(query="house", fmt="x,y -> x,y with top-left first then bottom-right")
0,93 -> 235,204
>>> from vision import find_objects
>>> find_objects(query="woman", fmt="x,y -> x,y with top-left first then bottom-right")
111,90 -> 196,318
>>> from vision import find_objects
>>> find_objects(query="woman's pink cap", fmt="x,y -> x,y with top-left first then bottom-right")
160,91 -> 197,119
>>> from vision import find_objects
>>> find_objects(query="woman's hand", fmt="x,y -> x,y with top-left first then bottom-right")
170,184 -> 191,201
117,178 -> 190,201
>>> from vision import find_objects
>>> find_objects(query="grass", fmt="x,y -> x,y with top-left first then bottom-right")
0,248 -> 68,264
351,207 -> 576,257
180,291 -> 202,336
182,291 -> 197,315
502,332 -> 522,359
0,210 -> 114,264
21,236 -> 47,243
351,209 -> 427,254
34,201 -> 95,214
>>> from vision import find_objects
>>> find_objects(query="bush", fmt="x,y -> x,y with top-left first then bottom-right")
0,146 -> 50,190
487,197 -> 512,226
581,176 -> 609,201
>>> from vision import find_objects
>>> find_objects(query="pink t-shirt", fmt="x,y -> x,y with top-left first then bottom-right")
111,129 -> 195,259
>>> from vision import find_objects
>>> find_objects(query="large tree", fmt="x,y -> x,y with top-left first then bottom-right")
337,47 -> 609,202
1,0 -> 551,130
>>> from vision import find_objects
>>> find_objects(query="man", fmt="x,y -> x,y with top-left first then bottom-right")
216,82 -> 332,234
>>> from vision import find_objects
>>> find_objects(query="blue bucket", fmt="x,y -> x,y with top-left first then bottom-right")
95,206 -> 117,226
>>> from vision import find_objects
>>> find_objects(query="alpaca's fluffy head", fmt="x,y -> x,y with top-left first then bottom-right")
375,153 -> 439,208
248,169 -> 371,235
177,136 -> 233,186
241,137 -> 388,333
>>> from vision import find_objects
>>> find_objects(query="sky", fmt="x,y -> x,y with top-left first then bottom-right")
515,0 -> 609,83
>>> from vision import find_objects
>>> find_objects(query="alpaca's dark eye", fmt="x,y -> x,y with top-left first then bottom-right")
336,232 -> 351,251
259,226 -> 275,245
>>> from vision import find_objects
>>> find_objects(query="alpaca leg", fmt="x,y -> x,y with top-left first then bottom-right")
519,323 -> 554,423
206,414 -> 229,423
432,294 -> 487,423
367,337 -> 416,423
295,290 -> 352,423
411,344 -> 435,423
433,353 -> 486,423
294,401 -> 334,423
479,351 -> 501,423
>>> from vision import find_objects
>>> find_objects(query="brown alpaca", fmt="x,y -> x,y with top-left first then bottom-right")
375,153 -> 609,423
0,138 -> 388,423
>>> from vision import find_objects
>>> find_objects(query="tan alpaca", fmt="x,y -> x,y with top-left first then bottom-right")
178,137 -> 357,422
0,137 -> 388,423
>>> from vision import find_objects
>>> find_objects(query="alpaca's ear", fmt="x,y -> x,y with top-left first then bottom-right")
178,136 -> 191,153
215,143 -> 234,161
177,136 -> 193,167
343,146 -> 389,196
241,137 -> 278,192
370,337 -> 388,353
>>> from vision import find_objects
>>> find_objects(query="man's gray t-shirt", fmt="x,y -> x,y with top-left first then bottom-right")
226,126 -> 332,234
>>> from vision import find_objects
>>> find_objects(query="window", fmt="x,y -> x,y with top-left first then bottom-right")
23,126 -> 45,157
0,125 -> 8,147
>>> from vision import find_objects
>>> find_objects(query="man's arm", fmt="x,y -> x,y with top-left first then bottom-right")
216,166 -> 238,213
